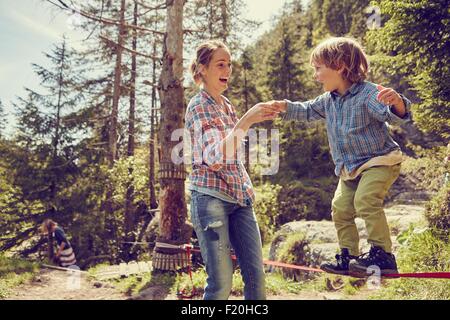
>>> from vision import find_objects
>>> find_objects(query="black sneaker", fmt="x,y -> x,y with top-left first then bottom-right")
320,248 -> 357,275
349,245 -> 399,278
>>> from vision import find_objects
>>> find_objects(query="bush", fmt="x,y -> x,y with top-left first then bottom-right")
275,232 -> 319,281
277,181 -> 333,224
371,229 -> 450,300
253,183 -> 282,244
401,146 -> 448,193
425,184 -> 450,239
0,254 -> 39,299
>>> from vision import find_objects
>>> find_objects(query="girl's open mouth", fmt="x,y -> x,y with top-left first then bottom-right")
219,77 -> 228,84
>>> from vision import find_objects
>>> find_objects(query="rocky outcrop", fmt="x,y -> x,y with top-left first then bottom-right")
268,204 -> 426,278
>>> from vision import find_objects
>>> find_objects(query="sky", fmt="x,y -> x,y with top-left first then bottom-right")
0,0 -> 308,134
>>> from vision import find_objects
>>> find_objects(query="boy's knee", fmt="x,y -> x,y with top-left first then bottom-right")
354,193 -> 383,213
332,196 -> 355,217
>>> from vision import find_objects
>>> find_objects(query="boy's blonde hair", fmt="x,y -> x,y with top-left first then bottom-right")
310,37 -> 369,83
190,40 -> 230,86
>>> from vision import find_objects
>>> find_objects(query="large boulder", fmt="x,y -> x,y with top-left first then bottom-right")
268,204 -> 426,278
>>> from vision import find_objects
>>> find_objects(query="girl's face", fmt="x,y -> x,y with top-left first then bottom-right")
200,48 -> 232,94
312,61 -> 344,93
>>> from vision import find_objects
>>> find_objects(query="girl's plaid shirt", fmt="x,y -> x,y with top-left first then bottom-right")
185,89 -> 255,206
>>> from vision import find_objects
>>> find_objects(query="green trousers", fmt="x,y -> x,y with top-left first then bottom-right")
331,164 -> 401,256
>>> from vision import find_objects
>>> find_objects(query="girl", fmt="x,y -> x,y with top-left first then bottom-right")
41,219 -> 77,268
185,40 -> 279,299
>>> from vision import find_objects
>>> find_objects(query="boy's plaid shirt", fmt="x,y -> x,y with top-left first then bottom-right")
282,81 -> 412,176
185,89 -> 255,206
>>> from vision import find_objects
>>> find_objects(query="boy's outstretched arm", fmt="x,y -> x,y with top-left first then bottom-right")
268,93 -> 328,122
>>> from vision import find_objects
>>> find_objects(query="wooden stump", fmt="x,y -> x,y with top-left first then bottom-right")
152,251 -> 190,271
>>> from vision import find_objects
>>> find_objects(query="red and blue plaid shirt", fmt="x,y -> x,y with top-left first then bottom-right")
185,89 -> 255,206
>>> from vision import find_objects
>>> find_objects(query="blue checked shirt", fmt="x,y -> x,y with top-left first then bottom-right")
282,81 -> 412,176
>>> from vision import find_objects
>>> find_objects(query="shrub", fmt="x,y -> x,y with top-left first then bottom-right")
253,183 -> 282,244
371,228 -> 450,300
275,232 -> 318,281
277,181 -> 332,224
425,184 -> 450,239
401,146 -> 448,193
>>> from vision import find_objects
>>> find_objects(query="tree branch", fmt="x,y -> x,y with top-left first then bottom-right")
99,35 -> 161,60
47,0 -> 165,35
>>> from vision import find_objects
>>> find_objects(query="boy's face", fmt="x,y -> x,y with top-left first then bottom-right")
200,48 -> 232,94
312,61 -> 345,92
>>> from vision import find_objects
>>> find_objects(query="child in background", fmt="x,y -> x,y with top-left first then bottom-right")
41,219 -> 77,268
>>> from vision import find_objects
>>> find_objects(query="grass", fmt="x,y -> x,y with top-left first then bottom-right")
88,222 -> 450,300
0,254 -> 40,299
88,262 -> 177,297
368,228 -> 450,300
173,266 -> 308,297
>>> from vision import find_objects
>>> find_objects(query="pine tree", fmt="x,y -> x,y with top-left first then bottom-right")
0,38 -> 85,255
266,18 -> 306,101
153,0 -> 190,271
0,100 -> 6,139
367,0 -> 450,139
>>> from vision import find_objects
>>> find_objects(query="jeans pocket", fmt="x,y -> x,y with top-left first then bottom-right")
193,194 -> 226,232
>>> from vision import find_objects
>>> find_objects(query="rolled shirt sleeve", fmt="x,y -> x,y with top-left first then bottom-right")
282,93 -> 328,122
367,91 -> 412,125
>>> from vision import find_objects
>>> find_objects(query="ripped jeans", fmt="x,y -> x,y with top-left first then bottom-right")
190,190 -> 266,300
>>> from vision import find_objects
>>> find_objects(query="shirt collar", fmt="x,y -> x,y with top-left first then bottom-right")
199,89 -> 236,120
331,81 -> 363,98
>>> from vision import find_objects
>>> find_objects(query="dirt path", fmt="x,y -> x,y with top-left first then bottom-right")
7,268 -> 127,300
7,267 -> 375,300
8,202 -> 425,300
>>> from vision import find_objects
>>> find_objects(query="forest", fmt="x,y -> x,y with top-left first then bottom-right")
0,0 -> 448,300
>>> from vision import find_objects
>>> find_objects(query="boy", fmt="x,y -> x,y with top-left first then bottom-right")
271,37 -> 411,277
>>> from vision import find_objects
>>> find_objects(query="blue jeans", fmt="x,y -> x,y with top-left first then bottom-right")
190,191 -> 266,300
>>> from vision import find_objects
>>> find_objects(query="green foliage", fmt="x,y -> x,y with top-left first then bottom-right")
425,184 -> 450,239
277,180 -> 334,224
276,120 -> 335,181
275,232 -> 318,281
371,229 -> 450,300
400,146 -> 448,193
266,18 -> 307,101
366,0 -> 450,139
91,268 -> 176,297
0,254 -> 39,299
253,183 -> 282,244
0,38 -> 155,262
174,266 -> 306,297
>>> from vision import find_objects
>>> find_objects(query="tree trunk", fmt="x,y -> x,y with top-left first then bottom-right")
108,0 -> 126,165
220,0 -> 228,42
104,0 -> 126,263
149,21 -> 158,212
122,0 -> 138,260
153,0 -> 191,272
50,40 -> 66,202
243,68 -> 250,170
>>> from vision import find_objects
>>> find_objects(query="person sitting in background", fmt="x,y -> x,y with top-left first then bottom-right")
41,219 -> 77,268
